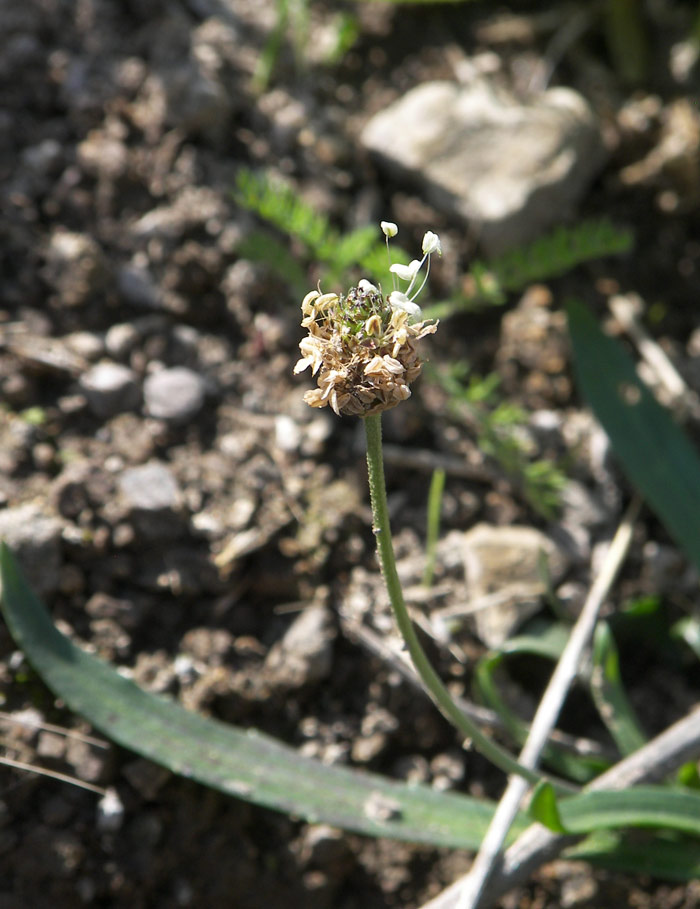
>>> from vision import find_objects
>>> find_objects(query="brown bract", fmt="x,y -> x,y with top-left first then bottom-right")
294,285 -> 438,417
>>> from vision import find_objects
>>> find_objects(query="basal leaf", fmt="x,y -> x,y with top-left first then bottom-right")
0,543 -> 517,850
567,300 -> 700,573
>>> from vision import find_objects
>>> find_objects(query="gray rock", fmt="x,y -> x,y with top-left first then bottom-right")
117,461 -> 183,541
361,78 -> 606,255
118,462 -> 180,512
143,367 -> 208,423
0,504 -> 63,596
264,606 -> 336,689
22,139 -> 63,175
79,362 -> 141,419
141,61 -> 231,139
462,523 -> 570,648
117,264 -> 162,309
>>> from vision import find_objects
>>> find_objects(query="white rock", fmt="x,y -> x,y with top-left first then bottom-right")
97,787 -> 125,833
362,78 -> 606,255
118,462 -> 181,513
462,523 -> 570,648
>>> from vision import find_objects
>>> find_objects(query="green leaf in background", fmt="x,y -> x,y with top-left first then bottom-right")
425,219 -> 633,320
676,761 -> 700,791
0,543 -> 517,850
568,830 -> 700,881
423,466 -> 446,588
567,299 -> 700,574
590,621 -> 647,757
529,780 -> 569,833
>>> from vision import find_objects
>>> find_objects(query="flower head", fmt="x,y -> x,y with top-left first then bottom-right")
294,222 -> 439,417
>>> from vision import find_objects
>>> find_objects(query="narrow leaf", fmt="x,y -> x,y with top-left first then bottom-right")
559,786 -> 700,837
590,621 -> 647,756
567,299 -> 700,573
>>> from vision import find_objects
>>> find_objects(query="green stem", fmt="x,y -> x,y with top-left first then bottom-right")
364,414 -> 569,791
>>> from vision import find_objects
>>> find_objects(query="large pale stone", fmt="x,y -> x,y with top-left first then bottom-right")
361,78 -> 606,255
462,523 -> 570,648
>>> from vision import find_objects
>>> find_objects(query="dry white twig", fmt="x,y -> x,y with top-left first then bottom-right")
0,755 -> 106,795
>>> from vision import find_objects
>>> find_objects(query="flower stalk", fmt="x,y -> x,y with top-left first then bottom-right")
364,413 -> 551,788
295,221 -> 563,790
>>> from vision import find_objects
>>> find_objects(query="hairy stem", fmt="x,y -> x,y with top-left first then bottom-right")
363,413 -> 572,791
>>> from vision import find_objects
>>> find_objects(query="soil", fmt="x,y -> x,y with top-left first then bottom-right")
2,1 -> 700,907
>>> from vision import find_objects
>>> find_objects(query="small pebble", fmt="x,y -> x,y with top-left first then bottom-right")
118,461 -> 181,512
97,788 -> 125,833
79,361 -> 140,419
143,367 -> 208,423
105,322 -> 140,359
117,264 -> 162,308
65,331 -> 105,360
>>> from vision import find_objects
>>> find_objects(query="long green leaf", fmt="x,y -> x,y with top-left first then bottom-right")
0,543 -> 519,849
567,299 -> 700,573
559,786 -> 700,836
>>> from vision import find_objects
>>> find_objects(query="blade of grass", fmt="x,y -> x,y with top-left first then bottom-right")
529,781 -> 568,833
421,706 -> 700,908
423,467 -> 446,588
672,616 -> 700,662
558,785 -> 700,836
590,621 -> 647,756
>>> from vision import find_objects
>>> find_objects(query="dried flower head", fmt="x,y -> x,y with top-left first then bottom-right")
294,223 -> 439,417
